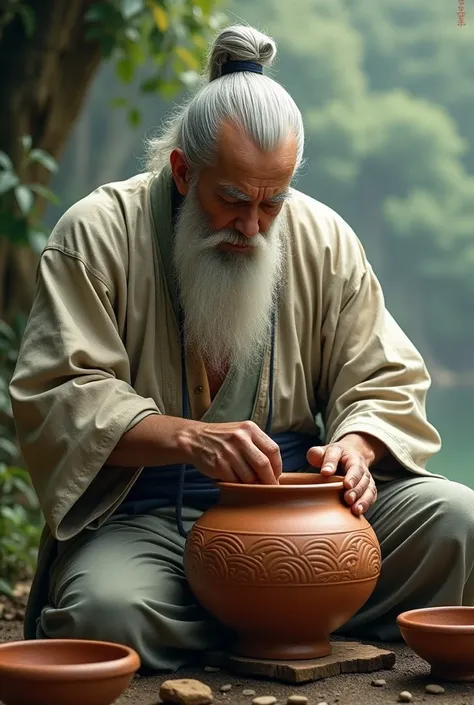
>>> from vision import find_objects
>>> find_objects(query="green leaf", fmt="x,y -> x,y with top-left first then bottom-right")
0,320 -> 15,340
126,39 -> 146,65
152,4 -> 169,32
0,172 -> 19,195
124,27 -> 140,43
0,506 -> 20,523
0,438 -> 18,461
0,151 -> 13,170
99,34 -> 117,58
175,46 -> 200,71
127,107 -> 142,127
159,79 -> 183,100
110,96 -> 129,108
195,0 -> 214,14
120,0 -> 145,19
84,3 -> 111,22
29,149 -> 58,173
15,186 -> 34,215
0,578 -> 13,597
0,212 -> 29,245
116,57 -> 135,83
17,4 -> 36,37
140,75 -> 162,93
29,183 -> 60,205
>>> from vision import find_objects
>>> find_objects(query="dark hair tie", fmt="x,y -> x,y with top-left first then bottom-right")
221,59 -> 264,76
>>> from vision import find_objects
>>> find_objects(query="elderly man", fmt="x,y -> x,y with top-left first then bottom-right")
10,24 -> 474,672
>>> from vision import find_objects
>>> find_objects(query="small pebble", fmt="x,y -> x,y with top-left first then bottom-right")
425,685 -> 445,695
159,679 -> 213,705
371,679 -> 387,687
399,693 -> 413,703
317,702 -> 329,705
243,691 -> 256,697
287,697 -> 308,705
204,666 -> 220,673
252,697 -> 277,705
220,685 -> 232,693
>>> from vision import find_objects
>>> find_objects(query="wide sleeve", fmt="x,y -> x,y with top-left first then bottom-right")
9,246 -> 160,541
317,258 -> 441,477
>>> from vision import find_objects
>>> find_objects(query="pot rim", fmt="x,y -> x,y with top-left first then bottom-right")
217,473 -> 345,491
397,607 -> 474,634
0,639 -> 141,680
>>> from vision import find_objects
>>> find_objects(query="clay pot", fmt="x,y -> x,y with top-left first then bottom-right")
0,639 -> 140,705
184,473 -> 381,660
397,607 -> 474,681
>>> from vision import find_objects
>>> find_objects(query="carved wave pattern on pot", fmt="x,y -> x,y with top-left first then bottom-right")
185,527 -> 381,585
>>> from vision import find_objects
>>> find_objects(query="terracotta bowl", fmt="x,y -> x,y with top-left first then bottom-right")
0,639 -> 140,705
397,606 -> 474,681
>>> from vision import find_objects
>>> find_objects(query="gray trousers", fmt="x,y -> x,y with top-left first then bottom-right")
38,476 -> 474,671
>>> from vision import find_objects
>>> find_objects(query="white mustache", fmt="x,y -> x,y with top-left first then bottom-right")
200,230 -> 265,250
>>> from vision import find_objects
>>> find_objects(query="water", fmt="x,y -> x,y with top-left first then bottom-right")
426,387 -> 473,488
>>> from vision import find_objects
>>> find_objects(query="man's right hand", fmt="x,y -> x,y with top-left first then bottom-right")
186,420 -> 282,485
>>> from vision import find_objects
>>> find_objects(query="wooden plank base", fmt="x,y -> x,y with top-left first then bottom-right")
202,642 -> 396,684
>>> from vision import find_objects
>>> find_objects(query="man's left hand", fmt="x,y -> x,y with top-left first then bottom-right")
306,433 -> 388,516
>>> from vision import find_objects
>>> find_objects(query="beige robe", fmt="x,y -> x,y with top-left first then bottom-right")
9,166 -> 441,635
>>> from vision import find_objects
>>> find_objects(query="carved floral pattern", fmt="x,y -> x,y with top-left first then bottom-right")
185,526 -> 381,585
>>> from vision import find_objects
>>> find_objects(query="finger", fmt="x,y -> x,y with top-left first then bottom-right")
352,482 -> 377,516
342,456 -> 365,490
215,467 -> 241,484
242,443 -> 279,484
252,430 -> 283,482
320,445 -> 343,476
306,445 -> 326,467
344,467 -> 370,506
234,460 -> 260,484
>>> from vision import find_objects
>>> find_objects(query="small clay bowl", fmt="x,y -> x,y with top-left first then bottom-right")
0,638 -> 140,705
397,606 -> 474,681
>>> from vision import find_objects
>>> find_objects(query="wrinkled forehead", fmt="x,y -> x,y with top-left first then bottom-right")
201,121 -> 297,202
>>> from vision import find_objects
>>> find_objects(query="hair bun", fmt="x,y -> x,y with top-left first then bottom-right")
207,25 -> 277,81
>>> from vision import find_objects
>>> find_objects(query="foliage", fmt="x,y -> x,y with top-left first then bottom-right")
0,315 -> 42,597
0,465 -> 43,597
85,0 -> 226,127
0,136 -> 59,254
0,0 -> 225,594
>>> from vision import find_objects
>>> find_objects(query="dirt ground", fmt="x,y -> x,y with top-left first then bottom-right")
1,620 -> 473,705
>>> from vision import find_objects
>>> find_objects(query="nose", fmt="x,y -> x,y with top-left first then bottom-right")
235,208 -> 260,238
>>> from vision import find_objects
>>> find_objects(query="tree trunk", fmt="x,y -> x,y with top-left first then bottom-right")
0,0 -> 103,319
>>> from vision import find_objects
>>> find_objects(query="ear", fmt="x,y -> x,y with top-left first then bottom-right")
170,149 -> 191,196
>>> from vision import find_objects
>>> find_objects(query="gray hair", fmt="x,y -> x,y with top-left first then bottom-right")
145,25 -> 305,175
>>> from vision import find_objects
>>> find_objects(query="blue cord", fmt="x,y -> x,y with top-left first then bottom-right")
175,308 -> 276,539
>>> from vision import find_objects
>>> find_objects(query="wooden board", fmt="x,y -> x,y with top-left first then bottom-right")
202,642 -> 396,685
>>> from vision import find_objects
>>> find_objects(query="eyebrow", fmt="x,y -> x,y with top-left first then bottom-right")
218,184 -> 291,204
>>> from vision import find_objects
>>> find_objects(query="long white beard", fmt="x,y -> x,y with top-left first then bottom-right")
172,183 -> 286,375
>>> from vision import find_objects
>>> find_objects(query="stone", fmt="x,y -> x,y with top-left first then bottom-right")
243,690 -> 256,696
371,679 -> 386,687
287,697 -> 308,705
220,685 -> 232,693
398,693 -> 413,703
252,697 -> 277,705
160,679 -> 213,705
225,641 -> 396,684
204,666 -> 220,673
425,685 -> 446,695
